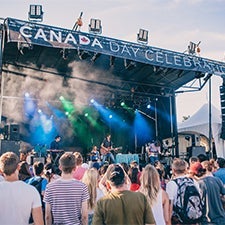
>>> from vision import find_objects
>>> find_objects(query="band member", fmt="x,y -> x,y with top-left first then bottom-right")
147,140 -> 161,165
100,134 -> 115,165
89,146 -> 101,170
49,135 -> 63,167
50,135 -> 62,150
90,146 -> 100,162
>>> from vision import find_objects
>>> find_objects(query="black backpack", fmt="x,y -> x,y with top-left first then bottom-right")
173,177 -> 203,224
30,177 -> 43,196
29,177 -> 44,223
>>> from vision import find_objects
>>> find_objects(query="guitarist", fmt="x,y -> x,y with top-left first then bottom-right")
100,134 -> 116,165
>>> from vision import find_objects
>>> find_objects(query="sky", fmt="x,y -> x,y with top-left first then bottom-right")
1,0 -> 225,123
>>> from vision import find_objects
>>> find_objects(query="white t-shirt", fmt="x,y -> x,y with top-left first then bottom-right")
0,180 -> 42,225
0,175 -> 4,181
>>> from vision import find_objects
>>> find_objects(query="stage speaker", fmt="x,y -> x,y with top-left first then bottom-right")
220,85 -> 225,139
9,124 -> 20,141
0,140 -> 20,156
3,125 -> 9,140
187,146 -> 205,158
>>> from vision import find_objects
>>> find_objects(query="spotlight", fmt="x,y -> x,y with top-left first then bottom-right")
109,114 -> 113,119
137,29 -> 148,45
59,96 -> 64,100
84,113 -> 88,117
187,41 -> 201,55
65,112 -> 69,116
90,99 -> 95,103
28,5 -> 44,22
121,101 -> 125,107
89,18 -> 102,34
25,92 -> 30,97
38,109 -> 42,114
147,104 -> 151,109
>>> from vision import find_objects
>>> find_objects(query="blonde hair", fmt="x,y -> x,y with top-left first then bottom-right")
172,158 -> 188,174
73,152 -> 83,166
82,168 -> 98,210
139,164 -> 160,206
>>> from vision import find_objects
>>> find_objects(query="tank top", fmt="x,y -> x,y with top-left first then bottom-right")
151,188 -> 166,225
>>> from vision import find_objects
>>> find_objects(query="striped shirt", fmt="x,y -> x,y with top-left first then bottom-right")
44,178 -> 89,225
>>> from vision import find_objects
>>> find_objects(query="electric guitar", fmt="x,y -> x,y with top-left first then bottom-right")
100,146 -> 122,155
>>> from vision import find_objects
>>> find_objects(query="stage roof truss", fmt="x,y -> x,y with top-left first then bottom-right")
1,17 -> 225,102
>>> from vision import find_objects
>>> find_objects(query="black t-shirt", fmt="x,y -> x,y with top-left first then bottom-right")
102,138 -> 112,148
50,140 -> 61,149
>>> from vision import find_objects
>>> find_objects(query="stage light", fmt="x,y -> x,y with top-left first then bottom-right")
59,96 -> 64,101
65,112 -> 69,116
121,101 -> 125,107
84,113 -> 88,117
25,92 -> 30,97
28,5 -> 44,22
90,99 -> 95,103
89,18 -> 102,34
109,114 -> 113,119
147,104 -> 151,109
38,109 -> 42,114
137,29 -> 148,45
187,41 -> 201,55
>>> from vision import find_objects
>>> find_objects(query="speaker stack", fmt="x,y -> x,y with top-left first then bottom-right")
3,124 -> 20,141
0,124 -> 20,156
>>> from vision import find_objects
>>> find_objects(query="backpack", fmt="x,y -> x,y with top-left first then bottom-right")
29,177 -> 44,223
173,177 -> 203,224
30,177 -> 43,196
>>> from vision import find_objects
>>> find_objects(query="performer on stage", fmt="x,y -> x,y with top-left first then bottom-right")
50,135 -> 62,150
49,135 -> 63,167
89,145 -> 101,170
100,134 -> 115,165
147,140 -> 161,165
90,146 -> 100,162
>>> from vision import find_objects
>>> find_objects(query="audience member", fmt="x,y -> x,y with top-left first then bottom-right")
18,160 -> 32,182
0,152 -> 44,225
43,162 -> 61,183
92,164 -> 155,225
140,164 -> 170,225
73,151 -> 87,180
214,157 -> 225,184
82,168 -> 104,225
128,166 -> 140,191
44,152 -> 89,225
197,162 -> 225,224
189,156 -> 199,165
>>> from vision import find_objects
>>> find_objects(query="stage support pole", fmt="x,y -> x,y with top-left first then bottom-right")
208,76 -> 212,158
170,92 -> 179,157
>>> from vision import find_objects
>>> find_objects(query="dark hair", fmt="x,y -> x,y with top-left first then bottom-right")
107,164 -> 125,187
128,167 -> 139,184
216,157 -> 225,168
33,161 -> 44,176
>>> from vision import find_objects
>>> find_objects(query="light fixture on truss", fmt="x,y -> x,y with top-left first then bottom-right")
28,5 -> 44,22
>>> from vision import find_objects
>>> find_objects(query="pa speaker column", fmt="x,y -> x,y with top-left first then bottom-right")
220,85 -> 225,139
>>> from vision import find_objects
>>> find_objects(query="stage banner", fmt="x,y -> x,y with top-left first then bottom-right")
5,18 -> 225,76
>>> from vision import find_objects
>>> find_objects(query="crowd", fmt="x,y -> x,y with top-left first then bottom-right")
1,149 -> 225,225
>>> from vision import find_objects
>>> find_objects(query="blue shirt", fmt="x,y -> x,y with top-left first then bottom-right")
213,168 -> 225,184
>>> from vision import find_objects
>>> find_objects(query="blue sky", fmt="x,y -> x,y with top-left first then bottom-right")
1,0 -> 225,122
